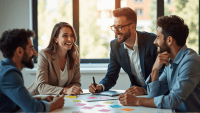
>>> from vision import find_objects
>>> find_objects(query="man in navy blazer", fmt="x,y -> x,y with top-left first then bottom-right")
0,29 -> 65,112
89,7 -> 163,95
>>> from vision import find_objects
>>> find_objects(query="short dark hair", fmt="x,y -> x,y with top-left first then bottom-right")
157,15 -> 189,47
113,7 -> 137,25
0,29 -> 35,59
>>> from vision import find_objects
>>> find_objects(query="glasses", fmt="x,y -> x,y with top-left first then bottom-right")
110,23 -> 133,32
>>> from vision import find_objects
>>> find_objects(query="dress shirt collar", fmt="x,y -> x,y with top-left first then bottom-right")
169,45 -> 187,65
124,32 -> 138,50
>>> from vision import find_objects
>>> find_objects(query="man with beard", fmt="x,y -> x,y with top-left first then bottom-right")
118,15 -> 200,112
0,29 -> 65,112
89,7 -> 164,95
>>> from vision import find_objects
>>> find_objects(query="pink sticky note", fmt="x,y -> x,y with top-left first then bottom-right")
98,109 -> 111,112
75,103 -> 86,106
82,106 -> 93,109
94,104 -> 104,107
100,97 -> 108,99
87,97 -> 97,99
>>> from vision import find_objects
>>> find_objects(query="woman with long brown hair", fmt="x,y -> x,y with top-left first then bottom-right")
28,22 -> 82,95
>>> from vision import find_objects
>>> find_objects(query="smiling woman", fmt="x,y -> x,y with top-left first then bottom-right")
28,22 -> 83,96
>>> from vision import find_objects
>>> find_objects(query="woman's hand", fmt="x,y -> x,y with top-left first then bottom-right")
61,86 -> 83,95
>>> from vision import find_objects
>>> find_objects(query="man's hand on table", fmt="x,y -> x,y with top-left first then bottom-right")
125,85 -> 147,96
118,93 -> 139,106
89,83 -> 103,93
34,96 -> 54,102
50,94 -> 65,111
42,95 -> 54,102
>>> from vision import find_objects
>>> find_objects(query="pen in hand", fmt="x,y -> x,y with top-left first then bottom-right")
93,77 -> 96,87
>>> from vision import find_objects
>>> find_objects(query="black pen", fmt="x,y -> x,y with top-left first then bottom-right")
93,77 -> 96,87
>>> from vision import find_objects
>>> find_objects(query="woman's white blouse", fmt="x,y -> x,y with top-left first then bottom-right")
58,61 -> 68,87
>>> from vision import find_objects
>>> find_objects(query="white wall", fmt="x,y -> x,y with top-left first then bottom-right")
23,66 -> 131,90
0,0 -> 31,60
0,0 -> 131,91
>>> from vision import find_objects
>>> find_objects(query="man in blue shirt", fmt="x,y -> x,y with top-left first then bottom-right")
0,29 -> 65,112
118,15 -> 200,112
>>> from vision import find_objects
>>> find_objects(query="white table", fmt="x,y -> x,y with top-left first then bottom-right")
47,89 -> 172,113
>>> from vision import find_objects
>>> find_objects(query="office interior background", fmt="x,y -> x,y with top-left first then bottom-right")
0,0 -> 199,89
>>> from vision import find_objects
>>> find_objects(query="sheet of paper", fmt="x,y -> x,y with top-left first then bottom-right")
98,109 -> 111,112
81,89 -> 91,95
121,108 -> 134,111
79,95 -> 118,102
82,106 -> 93,109
87,97 -> 97,99
75,103 -> 86,106
100,97 -> 108,99
94,104 -> 104,107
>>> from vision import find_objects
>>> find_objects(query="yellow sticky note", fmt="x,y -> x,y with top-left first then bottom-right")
121,108 -> 134,111
72,100 -> 81,102
104,101 -> 114,104
66,96 -> 77,98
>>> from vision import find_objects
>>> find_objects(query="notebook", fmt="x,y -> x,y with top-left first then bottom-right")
93,90 -> 125,97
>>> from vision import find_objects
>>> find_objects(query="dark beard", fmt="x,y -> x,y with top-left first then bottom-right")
21,52 -> 34,69
117,29 -> 131,44
157,42 -> 171,54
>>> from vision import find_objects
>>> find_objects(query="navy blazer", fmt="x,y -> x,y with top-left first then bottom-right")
99,31 -> 163,91
0,58 -> 49,112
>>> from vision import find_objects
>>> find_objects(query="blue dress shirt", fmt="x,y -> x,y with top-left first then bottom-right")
146,45 -> 200,112
0,58 -> 50,112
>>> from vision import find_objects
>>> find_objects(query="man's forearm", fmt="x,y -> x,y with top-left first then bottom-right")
34,96 -> 42,101
151,69 -> 159,82
138,98 -> 156,108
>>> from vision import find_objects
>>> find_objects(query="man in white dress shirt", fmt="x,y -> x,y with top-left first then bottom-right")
89,7 -> 164,95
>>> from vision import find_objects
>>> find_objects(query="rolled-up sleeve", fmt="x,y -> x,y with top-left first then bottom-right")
146,67 -> 168,98
152,60 -> 200,109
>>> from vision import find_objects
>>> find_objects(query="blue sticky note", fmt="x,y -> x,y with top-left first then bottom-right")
110,105 -> 121,108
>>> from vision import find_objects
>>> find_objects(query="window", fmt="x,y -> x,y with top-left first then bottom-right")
167,0 -> 171,4
79,0 -> 115,59
134,0 -> 143,3
33,0 -> 200,63
122,0 -> 156,33
164,0 -> 199,53
135,9 -> 143,16
37,0 -> 73,51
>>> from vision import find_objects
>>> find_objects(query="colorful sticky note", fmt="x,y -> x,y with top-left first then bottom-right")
94,104 -> 104,107
104,101 -> 114,104
75,103 -> 86,106
98,109 -> 111,112
100,97 -> 108,99
87,97 -> 97,99
110,105 -> 121,108
122,108 -> 134,111
72,100 -> 81,102
66,96 -> 77,98
82,106 -> 93,109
